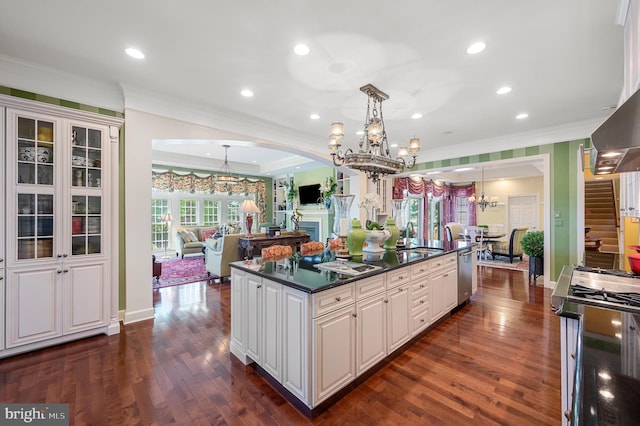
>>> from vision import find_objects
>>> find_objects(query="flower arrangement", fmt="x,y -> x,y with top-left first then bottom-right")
360,192 -> 382,225
320,176 -> 338,199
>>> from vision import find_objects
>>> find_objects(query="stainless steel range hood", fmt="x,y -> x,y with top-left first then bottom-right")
591,88 -> 640,174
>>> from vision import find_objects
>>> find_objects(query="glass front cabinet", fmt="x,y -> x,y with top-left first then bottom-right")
2,101 -> 122,355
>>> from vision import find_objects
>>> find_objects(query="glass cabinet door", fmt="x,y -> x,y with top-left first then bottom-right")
17,117 -> 54,186
71,195 -> 102,256
17,193 -> 54,260
71,126 -> 102,188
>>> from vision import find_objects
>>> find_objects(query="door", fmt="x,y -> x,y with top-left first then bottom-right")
427,194 -> 442,241
507,195 -> 538,230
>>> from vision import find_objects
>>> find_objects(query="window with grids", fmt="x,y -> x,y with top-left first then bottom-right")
152,199 -> 170,249
179,200 -> 198,225
227,200 -> 241,224
456,196 -> 469,225
203,200 -> 220,226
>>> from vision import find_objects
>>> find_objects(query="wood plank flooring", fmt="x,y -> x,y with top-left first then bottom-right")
0,266 -> 560,425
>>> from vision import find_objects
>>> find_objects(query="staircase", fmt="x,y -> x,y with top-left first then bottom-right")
585,180 -> 619,253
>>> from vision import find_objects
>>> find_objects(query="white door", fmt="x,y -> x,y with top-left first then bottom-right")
507,195 -> 538,230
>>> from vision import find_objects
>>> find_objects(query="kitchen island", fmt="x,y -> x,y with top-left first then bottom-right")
229,240 -> 476,416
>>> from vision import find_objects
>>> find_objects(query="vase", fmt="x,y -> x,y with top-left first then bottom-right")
347,219 -> 366,256
331,194 -> 355,237
384,218 -> 400,249
363,229 -> 391,253
324,197 -> 332,209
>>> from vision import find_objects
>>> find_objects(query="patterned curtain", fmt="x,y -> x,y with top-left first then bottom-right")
392,177 -> 476,238
152,169 -> 268,223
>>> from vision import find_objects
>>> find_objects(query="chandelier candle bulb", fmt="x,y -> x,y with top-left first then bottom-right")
340,217 -> 348,237
409,138 -> 420,153
398,146 -> 409,158
330,122 -> 344,137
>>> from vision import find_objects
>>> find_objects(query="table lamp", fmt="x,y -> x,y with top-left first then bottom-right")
161,212 -> 174,258
240,200 -> 261,236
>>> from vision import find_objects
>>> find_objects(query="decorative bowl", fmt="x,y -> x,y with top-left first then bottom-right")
629,253 -> 640,274
363,229 -> 391,253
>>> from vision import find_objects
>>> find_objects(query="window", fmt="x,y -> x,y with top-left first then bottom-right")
203,200 -> 220,226
227,200 -> 241,224
406,197 -> 423,238
180,200 -> 197,225
151,199 -> 170,249
456,196 -> 469,225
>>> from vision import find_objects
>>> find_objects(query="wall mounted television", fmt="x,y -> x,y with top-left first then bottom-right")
298,184 -> 321,205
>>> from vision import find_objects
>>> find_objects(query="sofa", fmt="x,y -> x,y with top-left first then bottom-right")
175,224 -> 241,258
205,233 -> 242,281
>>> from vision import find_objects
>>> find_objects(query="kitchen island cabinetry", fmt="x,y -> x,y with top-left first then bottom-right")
430,254 -> 458,323
230,242 -> 470,414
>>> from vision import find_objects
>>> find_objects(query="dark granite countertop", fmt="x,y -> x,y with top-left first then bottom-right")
556,287 -> 640,425
230,239 -> 474,294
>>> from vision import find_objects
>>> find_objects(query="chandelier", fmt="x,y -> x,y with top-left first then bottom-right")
469,167 -> 498,211
215,144 -> 239,186
328,84 -> 420,184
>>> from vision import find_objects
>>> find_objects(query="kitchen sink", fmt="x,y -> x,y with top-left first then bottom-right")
400,247 -> 445,255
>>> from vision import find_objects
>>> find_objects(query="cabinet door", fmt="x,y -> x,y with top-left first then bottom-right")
262,279 -> 282,381
443,266 -> 458,311
282,285 -> 309,404
6,110 -> 59,265
6,268 -> 61,347
230,269 -> 246,360
246,274 -> 262,363
313,305 -> 356,405
356,293 -> 387,376
387,282 -> 411,353
63,262 -> 106,334
430,270 -> 446,322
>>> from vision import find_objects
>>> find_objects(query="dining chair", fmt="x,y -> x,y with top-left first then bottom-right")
465,226 -> 489,259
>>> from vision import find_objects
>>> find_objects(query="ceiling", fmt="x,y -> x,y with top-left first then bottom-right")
0,1 -> 624,182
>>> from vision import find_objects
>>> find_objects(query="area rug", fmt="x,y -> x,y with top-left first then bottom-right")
153,256 -> 209,289
478,255 -> 529,272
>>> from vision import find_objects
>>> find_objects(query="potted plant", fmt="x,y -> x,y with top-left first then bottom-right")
521,230 -> 544,280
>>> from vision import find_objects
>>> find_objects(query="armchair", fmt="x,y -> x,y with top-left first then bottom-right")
490,227 -> 528,263
205,233 -> 241,282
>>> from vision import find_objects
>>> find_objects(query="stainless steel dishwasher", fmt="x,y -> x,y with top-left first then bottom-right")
457,248 -> 473,305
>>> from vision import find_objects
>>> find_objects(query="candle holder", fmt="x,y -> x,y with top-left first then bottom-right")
331,194 -> 355,237
334,235 -> 352,260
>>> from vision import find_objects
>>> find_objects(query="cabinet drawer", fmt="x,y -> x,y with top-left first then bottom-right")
412,309 -> 430,334
386,267 -> 410,289
411,294 -> 429,313
355,275 -> 386,300
429,253 -> 457,271
410,261 -> 429,279
312,284 -> 355,318
411,280 -> 429,299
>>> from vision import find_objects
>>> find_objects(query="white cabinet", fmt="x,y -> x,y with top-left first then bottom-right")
387,282 -> 411,353
246,274 -> 262,363
410,262 -> 430,336
560,316 -> 580,425
620,172 -> 640,217
262,279 -> 282,381
281,285 -> 309,403
355,292 -> 387,375
430,266 -> 457,323
6,267 -> 60,347
1,100 -> 122,357
313,305 -> 356,404
230,269 -> 246,361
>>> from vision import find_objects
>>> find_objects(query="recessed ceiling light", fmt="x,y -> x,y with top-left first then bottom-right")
515,113 -> 529,120
296,166 -> 300,169
205,152 -> 211,156
602,105 -> 617,111
426,171 -> 441,175
390,143 -> 398,148
356,130 -> 364,135
497,86 -> 512,95
252,160 -> 257,163
454,167 -> 473,172
310,113 -> 320,120
466,42 -> 486,54
240,89 -> 254,97
125,48 -> 145,59
602,152 -> 622,157
411,113 -> 423,119
294,44 -> 310,56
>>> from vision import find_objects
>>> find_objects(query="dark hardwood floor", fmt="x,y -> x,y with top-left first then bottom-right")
0,266 -> 560,425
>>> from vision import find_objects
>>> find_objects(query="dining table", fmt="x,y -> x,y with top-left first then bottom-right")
459,232 -> 506,259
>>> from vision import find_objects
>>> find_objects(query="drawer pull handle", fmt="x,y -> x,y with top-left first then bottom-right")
570,352 -> 575,359
443,274 -> 448,278
57,270 -> 63,274
257,284 -> 262,288
0,276 -> 3,281
420,319 -> 425,323
352,312 -> 357,318
420,284 -> 425,288
384,299 -> 389,303
63,269 -> 69,273
564,410 -> 571,421
398,288 -> 403,292
335,296 -> 341,301
399,275 -> 404,280
420,300 -> 424,304
0,257 -> 3,263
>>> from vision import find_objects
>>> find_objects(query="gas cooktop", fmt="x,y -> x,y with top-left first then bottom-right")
567,266 -> 640,313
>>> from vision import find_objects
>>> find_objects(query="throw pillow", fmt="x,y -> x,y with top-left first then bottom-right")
188,231 -> 199,242
201,228 -> 217,241
179,229 -> 192,243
